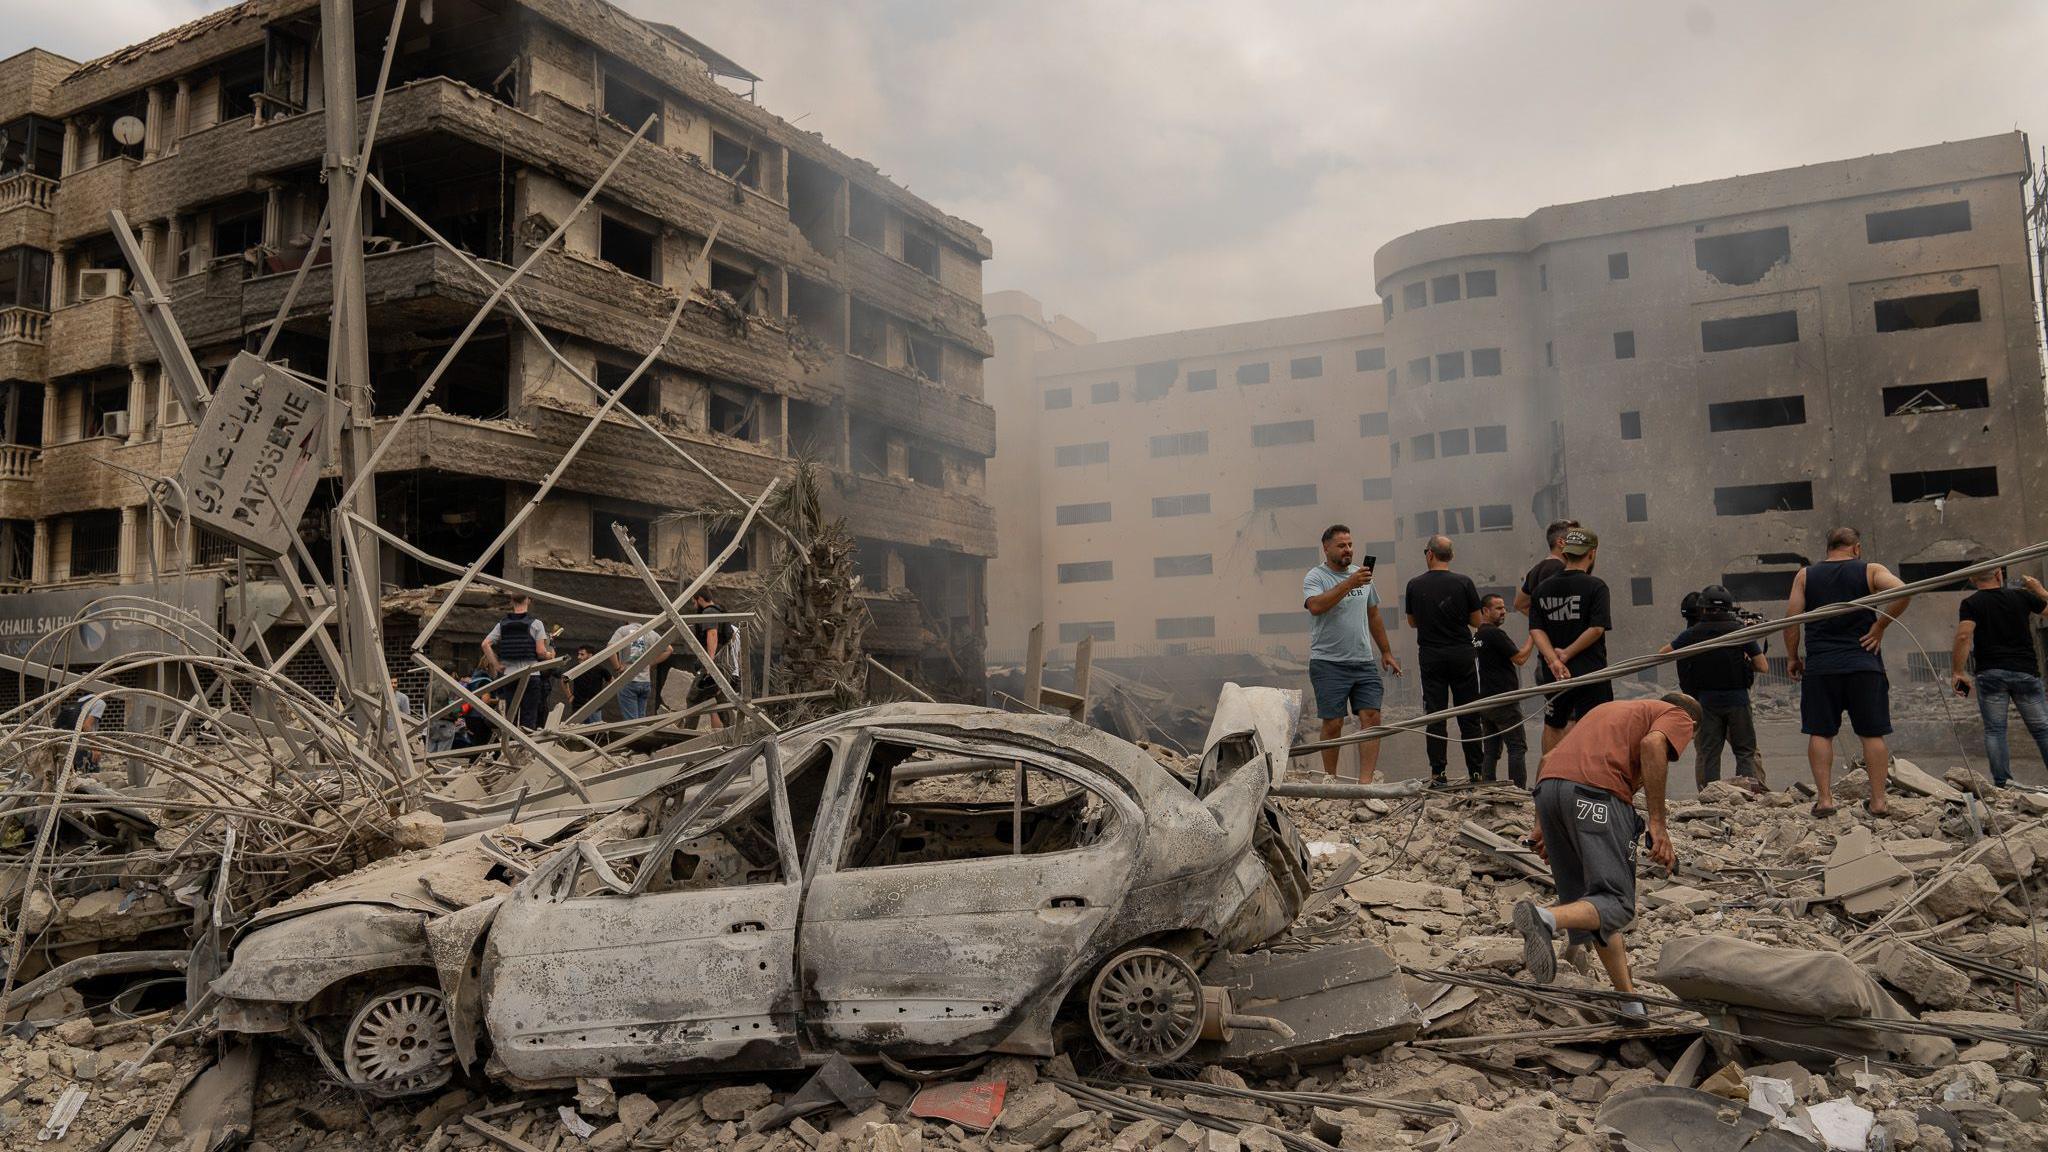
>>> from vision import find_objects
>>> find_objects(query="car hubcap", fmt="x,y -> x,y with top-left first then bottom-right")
343,986 -> 455,1097
1089,948 -> 1201,1066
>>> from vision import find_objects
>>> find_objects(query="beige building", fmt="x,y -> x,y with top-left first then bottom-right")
1374,132 -> 2048,681
0,0 -> 997,700
985,292 -> 1394,667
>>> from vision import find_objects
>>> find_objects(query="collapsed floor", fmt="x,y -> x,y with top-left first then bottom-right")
5,726 -> 2048,1152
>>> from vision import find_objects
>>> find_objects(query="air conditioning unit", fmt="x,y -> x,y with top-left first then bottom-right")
103,411 -> 131,439
76,269 -> 125,300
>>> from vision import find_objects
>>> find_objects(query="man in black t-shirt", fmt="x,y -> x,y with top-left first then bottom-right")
688,590 -> 742,731
1532,528 -> 1612,759
1515,519 -> 1579,621
1405,535 -> 1485,785
1952,567 -> 2048,787
1472,594 -> 1534,786
569,645 -> 612,724
1661,585 -> 1768,790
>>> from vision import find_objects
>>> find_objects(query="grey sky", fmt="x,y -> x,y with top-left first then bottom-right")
15,1 -> 2048,339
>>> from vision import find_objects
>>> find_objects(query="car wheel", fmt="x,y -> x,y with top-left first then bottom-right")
1087,947 -> 1202,1066
342,985 -> 456,1098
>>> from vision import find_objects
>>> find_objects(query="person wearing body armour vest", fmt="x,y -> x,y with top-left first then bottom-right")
1661,585 -> 1768,790
1783,528 -> 1913,818
481,593 -> 554,730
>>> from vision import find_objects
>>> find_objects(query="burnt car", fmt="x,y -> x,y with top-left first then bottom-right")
212,688 -> 1415,1096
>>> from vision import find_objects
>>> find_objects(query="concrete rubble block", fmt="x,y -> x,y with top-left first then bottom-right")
1442,1105 -> 1563,1152
392,810 -> 447,851
587,1122 -> 630,1152
1238,1125 -> 1287,1152
1919,863 -> 2003,921
1942,766 -> 1996,800
1109,1118 -> 1165,1151
706,1084 -> 777,1122
1643,885 -> 1715,913
1997,1082 -> 2042,1122
617,1092 -> 659,1137
1452,936 -> 1526,971
1978,839 -> 2035,884
1869,941 -> 1973,1009
1887,759 -> 1965,802
576,1076 -> 618,1117
49,1018 -> 94,1047
990,1082 -> 1079,1146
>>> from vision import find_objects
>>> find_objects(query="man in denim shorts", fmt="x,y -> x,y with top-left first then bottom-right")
1304,524 -> 1402,781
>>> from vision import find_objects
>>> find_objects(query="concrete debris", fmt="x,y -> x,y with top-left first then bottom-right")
4,676 -> 2043,1152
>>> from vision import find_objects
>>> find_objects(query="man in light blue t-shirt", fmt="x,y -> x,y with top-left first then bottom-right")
1304,524 -> 1402,781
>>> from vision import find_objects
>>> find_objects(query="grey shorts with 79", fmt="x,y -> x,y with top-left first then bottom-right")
1533,777 -> 1640,947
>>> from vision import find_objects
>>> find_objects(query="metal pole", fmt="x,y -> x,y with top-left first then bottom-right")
320,0 -> 385,712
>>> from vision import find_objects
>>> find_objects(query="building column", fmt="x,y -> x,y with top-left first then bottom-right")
262,186 -> 283,248
31,519 -> 49,584
119,505 -> 140,582
171,78 -> 191,151
143,86 -> 167,160
42,380 -> 60,445
50,248 -> 68,309
125,363 -> 148,444
60,118 -> 78,177
163,218 -> 184,281
139,222 -> 162,282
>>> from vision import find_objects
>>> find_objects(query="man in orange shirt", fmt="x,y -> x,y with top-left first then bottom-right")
1512,694 -> 1701,1018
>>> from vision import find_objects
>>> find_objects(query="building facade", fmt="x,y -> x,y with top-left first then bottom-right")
0,0 -> 996,696
986,292 -> 1394,668
1374,132 -> 2048,679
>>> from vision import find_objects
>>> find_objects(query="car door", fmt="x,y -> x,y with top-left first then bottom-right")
799,729 -> 1142,1057
484,741 -> 809,1080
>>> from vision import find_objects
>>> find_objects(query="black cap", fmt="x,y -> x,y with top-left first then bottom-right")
1700,584 -> 1735,610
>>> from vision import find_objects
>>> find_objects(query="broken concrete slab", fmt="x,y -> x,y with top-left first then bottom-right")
1869,942 -> 1972,1010
1920,863 -> 2003,921
1822,826 -> 1910,910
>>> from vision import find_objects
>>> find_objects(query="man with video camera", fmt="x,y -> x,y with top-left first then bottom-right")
1660,584 -> 1769,790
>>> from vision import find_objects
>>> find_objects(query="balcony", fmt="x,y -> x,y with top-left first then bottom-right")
52,157 -> 135,243
0,174 -> 58,253
0,174 -> 57,214
45,295 -> 145,379
0,307 -> 49,381
0,443 -> 40,520
839,354 -> 994,457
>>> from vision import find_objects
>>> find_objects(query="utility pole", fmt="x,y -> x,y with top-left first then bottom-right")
320,0 -> 386,711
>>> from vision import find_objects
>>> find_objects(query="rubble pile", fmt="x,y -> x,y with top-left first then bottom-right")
0,635 -> 2039,1147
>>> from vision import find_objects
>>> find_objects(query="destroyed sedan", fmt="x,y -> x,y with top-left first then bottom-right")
210,690 -> 1417,1096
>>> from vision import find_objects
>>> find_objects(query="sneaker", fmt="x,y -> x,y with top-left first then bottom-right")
1512,900 -> 1557,984
1617,1000 -> 1649,1027
1429,775 -> 1449,791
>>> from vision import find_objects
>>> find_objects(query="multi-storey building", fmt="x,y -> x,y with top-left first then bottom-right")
0,0 -> 996,697
1375,132 -> 2048,680
985,291 -> 1395,674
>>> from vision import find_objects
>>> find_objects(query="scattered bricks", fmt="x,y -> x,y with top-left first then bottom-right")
1239,1126 -> 1287,1152
1920,863 -> 2002,920
706,1084 -> 776,1122
1871,941 -> 1973,1009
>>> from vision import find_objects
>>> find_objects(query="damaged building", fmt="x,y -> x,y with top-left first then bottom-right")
1374,132 -> 2048,681
0,0 -> 996,700
985,292 -> 1395,714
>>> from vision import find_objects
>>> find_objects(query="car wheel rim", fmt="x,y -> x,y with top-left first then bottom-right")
343,986 -> 455,1097
1088,948 -> 1201,1066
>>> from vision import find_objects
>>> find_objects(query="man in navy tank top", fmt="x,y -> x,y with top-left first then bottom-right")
1783,528 -> 1913,818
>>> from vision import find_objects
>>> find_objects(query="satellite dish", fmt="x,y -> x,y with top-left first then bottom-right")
112,116 -> 145,147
